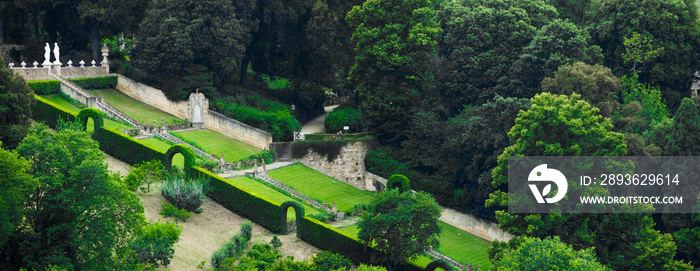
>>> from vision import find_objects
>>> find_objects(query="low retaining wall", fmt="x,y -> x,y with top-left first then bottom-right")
114,74 -> 189,119
11,65 -> 108,81
206,110 -> 272,150
295,141 -> 376,191
440,207 -> 513,242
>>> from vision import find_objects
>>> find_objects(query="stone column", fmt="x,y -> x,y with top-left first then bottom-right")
101,44 -> 109,74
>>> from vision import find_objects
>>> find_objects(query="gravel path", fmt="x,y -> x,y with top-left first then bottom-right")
301,105 -> 338,134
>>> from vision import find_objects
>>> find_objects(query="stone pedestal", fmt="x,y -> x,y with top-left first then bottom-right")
53,62 -> 61,76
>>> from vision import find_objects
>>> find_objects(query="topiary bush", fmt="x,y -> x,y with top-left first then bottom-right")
387,174 -> 410,194
159,202 -> 192,222
164,144 -> 196,176
77,108 -> 104,132
324,107 -> 363,133
27,80 -> 60,94
161,176 -> 206,213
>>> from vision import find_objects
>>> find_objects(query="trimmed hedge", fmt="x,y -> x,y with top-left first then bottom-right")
164,144 -> 196,176
77,108 -> 104,132
195,167 -> 281,232
387,174 -> 410,194
93,126 -> 165,166
33,95 -> 77,128
28,80 -> 61,94
324,107 -> 363,133
297,216 -> 423,271
304,132 -> 370,141
69,75 -> 118,89
280,201 -> 305,235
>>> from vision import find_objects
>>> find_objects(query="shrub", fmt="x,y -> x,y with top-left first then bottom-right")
93,126 -> 164,166
33,95 -> 77,128
212,97 -> 301,141
387,174 -> 410,194
313,251 -> 353,271
324,107 -> 363,133
69,75 -> 118,89
27,80 -> 60,94
161,176 -> 206,213
270,236 -> 283,248
130,222 -> 182,267
211,223 -> 254,268
159,202 -> 192,222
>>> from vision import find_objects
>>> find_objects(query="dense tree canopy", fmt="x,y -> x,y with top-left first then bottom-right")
541,62 -> 621,115
0,58 -> 34,149
492,236 -> 610,271
0,143 -> 36,252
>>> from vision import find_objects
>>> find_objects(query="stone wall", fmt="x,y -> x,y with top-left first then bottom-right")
115,74 -> 273,150
60,66 -> 109,78
440,207 -> 514,242
206,110 -> 272,150
11,67 -> 50,81
269,142 -> 292,161
11,65 -> 108,82
295,141 -> 378,191
114,74 -> 190,119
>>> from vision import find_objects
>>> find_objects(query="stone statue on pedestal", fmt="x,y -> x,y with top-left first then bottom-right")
43,43 -> 51,66
53,43 -> 60,64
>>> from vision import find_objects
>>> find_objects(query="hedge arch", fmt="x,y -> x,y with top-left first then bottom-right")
77,108 -> 104,132
280,201 -> 305,235
424,260 -> 452,271
387,174 -> 410,194
164,144 -> 196,176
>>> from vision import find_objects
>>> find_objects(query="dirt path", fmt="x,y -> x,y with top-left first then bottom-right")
102,154 -> 320,270
301,105 -> 339,134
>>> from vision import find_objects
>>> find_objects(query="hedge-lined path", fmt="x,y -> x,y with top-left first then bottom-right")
301,105 -> 338,134
101,153 -> 320,271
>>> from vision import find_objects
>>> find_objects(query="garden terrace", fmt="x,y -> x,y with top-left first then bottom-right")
86,88 -> 183,125
171,129 -> 265,162
227,176 -> 322,221
39,94 -> 132,132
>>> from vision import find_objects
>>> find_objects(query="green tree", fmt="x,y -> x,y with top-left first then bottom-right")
124,159 -> 167,193
10,123 -> 145,270
357,189 -> 442,271
493,236 -> 610,271
0,58 -> 34,149
129,221 -> 182,267
133,0 -> 251,99
346,0 -> 441,144
0,143 -> 36,252
541,62 -> 620,114
586,0 -> 700,111
664,98 -> 700,156
622,32 -> 664,75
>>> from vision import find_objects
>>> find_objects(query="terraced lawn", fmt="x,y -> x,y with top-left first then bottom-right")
40,94 -> 132,132
138,137 -> 184,169
173,129 -> 263,162
267,163 -> 375,212
87,88 -> 183,125
227,176 -> 322,221
337,222 -> 492,270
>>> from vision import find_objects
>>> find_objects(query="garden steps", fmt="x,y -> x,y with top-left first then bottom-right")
155,131 -> 217,161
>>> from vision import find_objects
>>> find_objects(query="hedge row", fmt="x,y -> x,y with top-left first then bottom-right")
93,126 -> 165,166
304,133 -> 370,141
69,75 -> 118,89
28,80 -> 61,94
297,216 -> 423,271
195,167 -> 281,232
33,95 -> 77,127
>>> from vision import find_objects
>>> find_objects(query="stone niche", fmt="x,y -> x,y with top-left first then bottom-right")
295,141 -> 380,191
189,92 -> 206,124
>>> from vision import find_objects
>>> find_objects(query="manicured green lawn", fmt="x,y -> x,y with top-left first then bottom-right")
338,222 -> 491,270
139,137 -> 184,169
173,129 -> 263,162
227,176 -> 321,221
40,94 -> 132,132
87,88 -> 182,125
267,163 -> 375,212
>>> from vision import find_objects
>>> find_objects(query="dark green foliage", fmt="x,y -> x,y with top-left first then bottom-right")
164,144 -> 196,176
27,80 -> 60,94
92,126 -> 165,166
211,223 -> 253,268
12,123 -> 146,270
324,107 -> 363,133
586,0 -> 700,111
541,62 -> 621,111
263,80 -> 327,123
304,133 -> 370,141
270,236 -> 283,248
241,221 -> 254,242
0,58 -> 35,149
197,167 -> 282,232
642,117 -> 673,153
386,175 -> 410,194
664,98 -> 700,156
280,201 -> 306,235
292,138 -> 370,162
69,76 -> 118,89
313,251 -> 353,271
492,236 -> 609,271
620,74 -> 669,126
159,202 -> 191,222
161,176 -> 206,213
212,97 -> 301,141
228,243 -> 282,270
0,143 -> 36,252
130,222 -> 182,267
357,189 -> 442,269
32,95 -> 77,129
77,107 -> 105,132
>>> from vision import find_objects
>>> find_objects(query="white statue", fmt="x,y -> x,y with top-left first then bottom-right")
53,43 -> 60,64
43,43 -> 51,64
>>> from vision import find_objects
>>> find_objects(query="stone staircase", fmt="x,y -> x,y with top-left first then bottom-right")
427,248 -> 465,270
155,131 -> 217,161
51,74 -> 139,127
